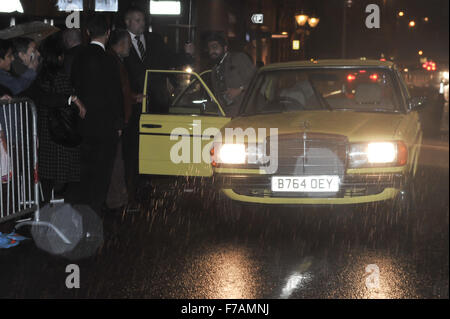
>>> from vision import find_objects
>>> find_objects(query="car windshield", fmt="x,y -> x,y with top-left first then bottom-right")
242,67 -> 403,115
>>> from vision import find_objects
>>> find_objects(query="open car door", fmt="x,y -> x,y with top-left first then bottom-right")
139,70 -> 231,177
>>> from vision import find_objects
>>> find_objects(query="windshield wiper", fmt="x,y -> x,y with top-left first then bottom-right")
334,108 -> 399,113
307,76 -> 333,111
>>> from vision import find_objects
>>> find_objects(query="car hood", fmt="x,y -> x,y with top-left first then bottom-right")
223,111 -> 406,142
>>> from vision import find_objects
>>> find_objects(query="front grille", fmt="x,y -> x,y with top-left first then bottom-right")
264,132 -> 348,197
268,132 -> 348,176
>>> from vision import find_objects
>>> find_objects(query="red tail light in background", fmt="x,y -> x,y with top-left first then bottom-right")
370,74 -> 379,81
347,74 -> 356,81
422,61 -> 437,71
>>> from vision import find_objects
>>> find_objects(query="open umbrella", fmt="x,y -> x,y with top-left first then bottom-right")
0,21 -> 60,42
31,204 -> 104,261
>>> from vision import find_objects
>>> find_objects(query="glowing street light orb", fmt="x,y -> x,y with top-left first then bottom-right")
295,14 -> 309,26
409,20 -> 416,27
418,50 -> 423,56
398,11 -> 405,17
308,17 -> 320,28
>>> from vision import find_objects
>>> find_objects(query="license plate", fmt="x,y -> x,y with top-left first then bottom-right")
271,176 -> 340,192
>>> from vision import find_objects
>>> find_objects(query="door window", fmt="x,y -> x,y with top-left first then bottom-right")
170,75 -> 221,116
144,70 -> 223,116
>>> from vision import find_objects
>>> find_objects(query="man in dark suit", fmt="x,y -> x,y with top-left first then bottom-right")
62,28 -> 84,77
122,6 -> 176,206
69,15 -> 124,212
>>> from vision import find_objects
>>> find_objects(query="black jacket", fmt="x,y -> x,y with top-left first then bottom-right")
0,83 -> 12,97
123,32 -> 175,93
64,44 -> 85,77
71,43 -> 124,138
123,32 -> 177,114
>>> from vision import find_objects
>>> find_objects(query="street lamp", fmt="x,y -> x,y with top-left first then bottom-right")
398,11 -> 405,17
418,50 -> 423,56
307,17 -> 320,28
409,20 -> 416,28
295,13 -> 309,27
292,12 -> 319,59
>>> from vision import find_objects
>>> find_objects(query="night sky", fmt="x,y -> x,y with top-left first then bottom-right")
305,0 -> 449,66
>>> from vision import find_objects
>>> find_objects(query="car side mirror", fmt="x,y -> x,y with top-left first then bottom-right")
408,96 -> 427,111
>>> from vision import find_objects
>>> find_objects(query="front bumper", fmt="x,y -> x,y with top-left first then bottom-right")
214,173 -> 405,205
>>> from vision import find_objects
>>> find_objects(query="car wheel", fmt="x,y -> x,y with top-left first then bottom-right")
216,195 -> 245,223
213,191 -> 265,224
383,176 -> 417,234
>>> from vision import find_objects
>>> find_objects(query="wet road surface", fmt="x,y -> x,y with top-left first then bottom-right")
0,90 -> 448,299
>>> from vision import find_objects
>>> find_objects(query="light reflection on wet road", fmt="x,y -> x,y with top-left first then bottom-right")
0,93 -> 448,299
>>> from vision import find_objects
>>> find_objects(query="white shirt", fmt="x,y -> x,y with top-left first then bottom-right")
128,31 -> 146,59
90,41 -> 105,51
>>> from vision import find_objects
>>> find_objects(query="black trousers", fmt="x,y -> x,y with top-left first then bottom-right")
122,107 -> 140,202
66,135 -> 118,212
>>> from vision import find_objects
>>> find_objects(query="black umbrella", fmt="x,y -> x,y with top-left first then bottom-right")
0,21 -> 60,42
31,204 -> 104,261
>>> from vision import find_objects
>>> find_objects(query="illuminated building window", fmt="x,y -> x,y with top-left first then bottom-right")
150,1 -> 181,15
95,0 -> 118,12
0,0 -> 24,13
57,0 -> 83,11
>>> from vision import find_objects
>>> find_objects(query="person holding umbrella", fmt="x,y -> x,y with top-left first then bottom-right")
0,38 -> 38,95
11,37 -> 41,77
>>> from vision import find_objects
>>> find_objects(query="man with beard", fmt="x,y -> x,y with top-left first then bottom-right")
207,32 -> 256,117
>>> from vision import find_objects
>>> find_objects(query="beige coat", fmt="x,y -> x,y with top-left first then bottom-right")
211,52 -> 256,117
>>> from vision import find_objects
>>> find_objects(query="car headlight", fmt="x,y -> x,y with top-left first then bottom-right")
211,143 -> 267,166
218,144 -> 246,164
443,71 -> 449,81
348,141 -> 408,168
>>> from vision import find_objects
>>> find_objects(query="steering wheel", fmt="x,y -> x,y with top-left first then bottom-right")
267,96 -> 306,111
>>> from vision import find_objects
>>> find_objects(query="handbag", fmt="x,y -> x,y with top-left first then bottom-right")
48,102 -> 82,147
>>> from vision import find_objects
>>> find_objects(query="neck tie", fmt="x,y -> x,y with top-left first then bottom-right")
135,35 -> 146,61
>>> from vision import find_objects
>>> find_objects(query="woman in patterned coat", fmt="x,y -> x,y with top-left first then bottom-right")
23,34 -> 85,203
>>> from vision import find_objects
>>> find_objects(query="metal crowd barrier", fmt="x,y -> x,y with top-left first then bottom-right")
0,98 -> 70,244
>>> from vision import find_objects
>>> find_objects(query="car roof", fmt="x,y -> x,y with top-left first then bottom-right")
261,59 -> 395,71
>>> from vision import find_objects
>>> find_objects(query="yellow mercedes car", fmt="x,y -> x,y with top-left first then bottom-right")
139,60 -> 424,208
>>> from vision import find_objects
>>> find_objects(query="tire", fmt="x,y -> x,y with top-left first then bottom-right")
382,176 -> 417,234
213,190 -> 269,224
214,192 -> 245,223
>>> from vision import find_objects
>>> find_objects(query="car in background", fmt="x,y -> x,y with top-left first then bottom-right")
439,70 -> 449,102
